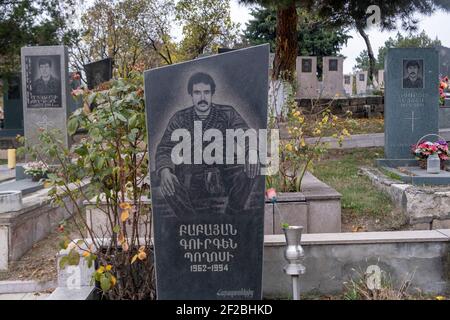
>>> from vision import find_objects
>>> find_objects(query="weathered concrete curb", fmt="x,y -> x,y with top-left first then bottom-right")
264,229 -> 450,298
0,280 -> 56,294
46,286 -> 96,300
361,167 -> 450,229
0,191 -> 22,213
0,179 -> 90,271
299,128 -> 450,150
47,230 -> 450,299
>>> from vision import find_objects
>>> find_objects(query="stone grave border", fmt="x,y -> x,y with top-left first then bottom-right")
0,180 -> 89,270
361,166 -> 450,229
47,229 -> 450,299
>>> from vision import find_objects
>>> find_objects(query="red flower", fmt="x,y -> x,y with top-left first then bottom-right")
266,188 -> 277,202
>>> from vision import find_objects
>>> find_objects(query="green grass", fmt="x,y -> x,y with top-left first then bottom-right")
312,147 -> 394,219
379,167 -> 403,181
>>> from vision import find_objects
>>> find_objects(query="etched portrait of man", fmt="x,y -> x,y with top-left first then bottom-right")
302,59 -> 312,73
155,72 -> 258,217
403,59 -> 424,89
32,58 -> 60,95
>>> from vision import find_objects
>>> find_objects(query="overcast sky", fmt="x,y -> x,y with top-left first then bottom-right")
230,1 -> 450,73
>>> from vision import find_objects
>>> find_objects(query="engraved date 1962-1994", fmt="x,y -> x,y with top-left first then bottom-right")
190,264 -> 229,272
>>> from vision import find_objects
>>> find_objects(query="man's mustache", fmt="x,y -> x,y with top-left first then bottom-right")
197,100 -> 209,105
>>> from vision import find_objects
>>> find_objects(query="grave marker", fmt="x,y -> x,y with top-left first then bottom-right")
21,45 -> 70,148
322,57 -> 344,97
144,45 -> 269,300
356,71 -> 368,95
384,48 -> 439,159
84,58 -> 113,90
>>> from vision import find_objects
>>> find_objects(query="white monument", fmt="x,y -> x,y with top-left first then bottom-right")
322,56 -> 344,98
296,56 -> 318,98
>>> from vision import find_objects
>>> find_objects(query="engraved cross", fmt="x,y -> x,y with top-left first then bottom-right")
405,111 -> 420,133
36,115 -> 54,130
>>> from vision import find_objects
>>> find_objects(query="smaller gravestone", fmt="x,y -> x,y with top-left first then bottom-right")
296,56 -> 318,98
84,58 -> 113,90
322,57 -> 344,97
356,71 -> 368,95
343,74 -> 353,96
383,48 -> 439,159
21,45 -> 71,149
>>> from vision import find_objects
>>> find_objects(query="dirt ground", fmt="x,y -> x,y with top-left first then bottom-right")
0,217 -> 82,282
341,207 -> 409,233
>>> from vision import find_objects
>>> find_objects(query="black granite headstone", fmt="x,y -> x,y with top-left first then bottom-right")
145,44 -> 269,300
2,74 -> 24,131
84,58 -> 113,90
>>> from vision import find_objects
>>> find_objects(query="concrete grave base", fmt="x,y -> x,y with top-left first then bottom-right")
84,195 -> 152,237
264,229 -> 450,298
0,180 -> 89,271
84,172 -> 341,236
48,230 -> 450,299
362,167 -> 450,229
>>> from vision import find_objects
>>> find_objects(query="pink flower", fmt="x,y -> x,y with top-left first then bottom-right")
266,188 -> 277,202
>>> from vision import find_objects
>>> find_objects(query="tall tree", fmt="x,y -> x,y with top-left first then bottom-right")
244,6 -> 351,62
0,0 -> 78,76
175,0 -> 240,60
71,0 -> 177,75
240,0 -> 450,82
316,0 -> 450,81
239,0 -> 313,81
355,30 -> 442,71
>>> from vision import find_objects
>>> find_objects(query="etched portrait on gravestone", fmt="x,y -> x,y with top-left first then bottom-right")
403,59 -> 424,89
25,55 -> 61,108
146,45 -> 268,300
155,72 -> 259,218
84,58 -> 113,90
329,59 -> 338,71
302,58 -> 312,73
359,73 -> 365,81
